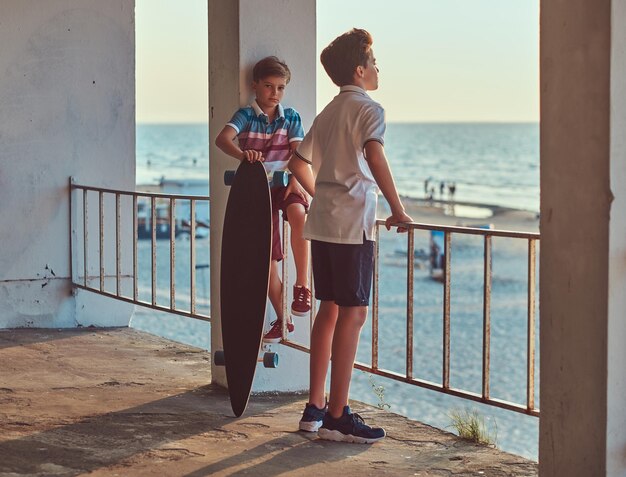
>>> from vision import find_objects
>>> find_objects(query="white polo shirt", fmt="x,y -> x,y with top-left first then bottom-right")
295,85 -> 386,244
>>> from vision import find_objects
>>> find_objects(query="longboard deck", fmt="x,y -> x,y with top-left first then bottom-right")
220,161 -> 273,417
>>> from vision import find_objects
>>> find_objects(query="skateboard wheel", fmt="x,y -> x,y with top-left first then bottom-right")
224,170 -> 236,186
214,350 -> 225,366
263,352 -> 279,368
271,171 -> 289,188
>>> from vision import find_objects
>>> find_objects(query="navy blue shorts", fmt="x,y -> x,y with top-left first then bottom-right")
311,238 -> 375,307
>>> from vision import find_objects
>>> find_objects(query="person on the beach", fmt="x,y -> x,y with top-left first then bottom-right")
215,56 -> 311,343
448,182 -> 456,201
289,28 -> 413,443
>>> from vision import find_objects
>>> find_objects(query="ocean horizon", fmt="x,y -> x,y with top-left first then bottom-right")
137,121 -> 539,213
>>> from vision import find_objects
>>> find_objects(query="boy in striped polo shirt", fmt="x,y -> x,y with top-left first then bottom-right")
215,56 -> 311,343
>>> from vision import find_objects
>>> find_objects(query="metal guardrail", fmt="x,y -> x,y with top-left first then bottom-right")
69,178 -> 211,322
69,178 -> 539,416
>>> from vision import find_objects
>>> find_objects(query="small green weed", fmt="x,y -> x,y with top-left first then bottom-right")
367,374 -> 391,410
448,408 -> 497,446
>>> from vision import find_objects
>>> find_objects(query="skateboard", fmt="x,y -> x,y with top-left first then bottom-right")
215,160 -> 288,417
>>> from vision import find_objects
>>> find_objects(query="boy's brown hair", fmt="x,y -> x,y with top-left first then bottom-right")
320,28 -> 373,87
252,56 -> 291,83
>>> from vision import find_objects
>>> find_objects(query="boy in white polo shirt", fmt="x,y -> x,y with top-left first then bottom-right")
289,29 -> 413,443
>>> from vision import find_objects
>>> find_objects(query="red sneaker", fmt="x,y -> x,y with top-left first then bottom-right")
291,285 -> 312,316
263,319 -> 294,343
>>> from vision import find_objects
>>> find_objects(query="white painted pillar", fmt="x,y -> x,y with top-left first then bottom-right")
0,0 -> 136,329
208,0 -> 316,391
607,1 -> 626,475
539,0 -> 626,474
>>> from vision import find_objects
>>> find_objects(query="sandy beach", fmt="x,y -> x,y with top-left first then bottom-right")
382,196 -> 540,234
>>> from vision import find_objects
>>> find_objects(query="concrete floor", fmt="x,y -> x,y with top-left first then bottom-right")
0,328 -> 538,477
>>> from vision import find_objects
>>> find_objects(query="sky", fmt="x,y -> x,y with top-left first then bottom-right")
136,0 -> 539,124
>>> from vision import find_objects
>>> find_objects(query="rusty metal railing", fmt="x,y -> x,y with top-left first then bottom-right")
69,177 -> 539,416
69,178 -> 211,322
281,220 -> 540,417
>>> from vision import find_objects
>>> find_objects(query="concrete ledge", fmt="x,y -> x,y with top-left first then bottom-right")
0,328 -> 538,476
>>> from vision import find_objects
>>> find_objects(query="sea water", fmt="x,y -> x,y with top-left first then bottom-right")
136,123 -> 539,212
131,122 -> 540,460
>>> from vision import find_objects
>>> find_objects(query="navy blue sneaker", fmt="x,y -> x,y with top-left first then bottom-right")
318,406 -> 386,443
299,402 -> 327,432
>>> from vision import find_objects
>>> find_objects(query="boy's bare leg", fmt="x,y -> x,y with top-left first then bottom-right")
267,260 -> 285,322
309,300 -> 339,409
286,203 -> 309,287
327,305 -> 368,418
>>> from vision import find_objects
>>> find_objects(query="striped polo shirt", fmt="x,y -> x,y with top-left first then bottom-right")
226,100 -> 305,173
295,85 -> 386,244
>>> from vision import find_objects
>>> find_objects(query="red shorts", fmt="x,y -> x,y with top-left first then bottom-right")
270,186 -> 309,262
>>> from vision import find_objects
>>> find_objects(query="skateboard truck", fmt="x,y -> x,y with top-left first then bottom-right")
213,349 -> 279,369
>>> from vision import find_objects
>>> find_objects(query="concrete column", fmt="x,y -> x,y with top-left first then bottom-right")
540,0 -> 626,474
0,1 -> 135,328
208,0 -> 316,390
607,1 -> 626,475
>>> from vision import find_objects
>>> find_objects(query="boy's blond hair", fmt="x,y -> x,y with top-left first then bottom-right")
252,56 -> 291,83
320,28 -> 373,87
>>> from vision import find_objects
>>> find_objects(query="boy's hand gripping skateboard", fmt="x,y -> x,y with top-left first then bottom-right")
216,160 -> 288,417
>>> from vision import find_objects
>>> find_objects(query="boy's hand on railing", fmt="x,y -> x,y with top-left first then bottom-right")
385,211 -> 413,233
242,149 -> 264,163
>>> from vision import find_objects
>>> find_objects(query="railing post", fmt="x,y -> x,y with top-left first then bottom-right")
69,178 -> 74,286
406,228 -> 415,380
443,231 -> 451,389
116,193 -> 121,297
281,218 -> 289,339
170,198 -> 176,310
527,238 -> 537,411
133,195 -> 138,301
190,199 -> 196,314
309,259 -> 315,332
482,235 -> 492,400
151,196 -> 157,306
99,191 -> 105,293
372,224 -> 380,370
83,189 -> 88,287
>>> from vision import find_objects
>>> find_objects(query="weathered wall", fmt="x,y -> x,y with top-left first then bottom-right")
540,0 -> 626,474
0,0 -> 135,328
607,0 -> 626,474
208,0 -> 316,391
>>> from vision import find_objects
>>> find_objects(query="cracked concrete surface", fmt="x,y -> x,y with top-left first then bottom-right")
0,328 -> 538,476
